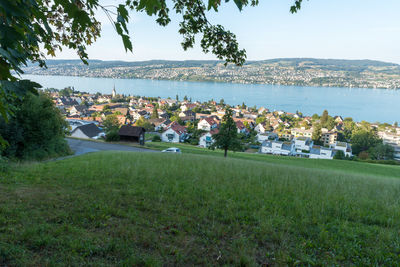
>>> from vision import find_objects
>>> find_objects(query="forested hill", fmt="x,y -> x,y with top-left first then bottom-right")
24,58 -> 400,89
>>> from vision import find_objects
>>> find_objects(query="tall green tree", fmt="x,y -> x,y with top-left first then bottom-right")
369,143 -> 394,160
312,123 -> 322,144
211,108 -> 241,157
151,106 -> 159,119
320,110 -> 329,127
351,130 -> 382,156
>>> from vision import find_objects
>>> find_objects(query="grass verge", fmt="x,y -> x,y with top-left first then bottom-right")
0,151 -> 400,266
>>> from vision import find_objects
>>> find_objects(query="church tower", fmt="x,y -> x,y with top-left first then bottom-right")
112,84 -> 116,98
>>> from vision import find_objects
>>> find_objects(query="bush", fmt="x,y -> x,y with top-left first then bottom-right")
105,130 -> 120,142
358,151 -> 369,160
152,135 -> 161,142
0,93 -> 70,160
0,156 -> 9,173
333,150 -> 345,160
190,139 -> 199,145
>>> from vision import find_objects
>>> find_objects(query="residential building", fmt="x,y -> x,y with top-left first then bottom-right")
198,117 -> 218,131
294,137 -> 313,153
199,129 -> 219,148
161,122 -> 188,143
70,123 -> 103,139
330,142 -> 353,157
260,140 -> 294,156
321,131 -> 338,146
309,146 -> 334,159
291,127 -> 313,138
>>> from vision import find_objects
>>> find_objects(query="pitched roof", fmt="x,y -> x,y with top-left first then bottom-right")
170,122 -> 187,135
119,125 -> 145,137
202,117 -> 217,125
73,123 -> 102,138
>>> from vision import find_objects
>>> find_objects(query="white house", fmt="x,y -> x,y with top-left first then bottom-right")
236,121 -> 249,134
256,132 -> 278,143
161,122 -> 188,143
260,140 -> 294,156
199,129 -> 218,148
70,123 -> 103,139
309,146 -> 334,159
294,137 -> 313,153
255,122 -> 269,134
330,141 -> 353,157
198,117 -> 218,131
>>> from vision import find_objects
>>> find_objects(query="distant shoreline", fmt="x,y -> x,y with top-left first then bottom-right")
22,73 -> 399,91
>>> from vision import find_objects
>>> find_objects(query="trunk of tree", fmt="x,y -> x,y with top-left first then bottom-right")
224,148 -> 227,157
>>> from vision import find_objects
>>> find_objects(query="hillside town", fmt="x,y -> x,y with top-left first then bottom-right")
50,86 -> 400,161
24,58 -> 400,89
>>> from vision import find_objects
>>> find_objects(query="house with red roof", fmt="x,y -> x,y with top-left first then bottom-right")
161,121 -> 188,143
198,117 -> 218,131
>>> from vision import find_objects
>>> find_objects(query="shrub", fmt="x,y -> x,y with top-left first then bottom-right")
152,135 -> 161,142
105,130 -> 120,142
333,150 -> 345,160
0,93 -> 70,160
0,156 -> 9,173
358,151 -> 369,160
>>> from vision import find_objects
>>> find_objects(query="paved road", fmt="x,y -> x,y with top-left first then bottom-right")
67,138 -> 155,156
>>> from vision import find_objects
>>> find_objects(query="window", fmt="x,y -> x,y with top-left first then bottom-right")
167,133 -> 174,141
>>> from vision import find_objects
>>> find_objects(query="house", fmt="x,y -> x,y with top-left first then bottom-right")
321,130 -> 338,146
131,110 -> 149,120
199,129 -> 219,148
334,116 -> 344,123
148,118 -> 171,131
180,103 -> 197,111
291,127 -> 313,138
260,140 -> 294,156
258,107 -> 269,114
69,105 -> 88,117
257,132 -> 278,143
179,110 -> 196,119
254,122 -> 270,134
70,123 -> 103,139
161,122 -> 188,143
236,121 -> 249,134
309,145 -> 334,159
280,132 -> 293,141
198,117 -> 218,131
57,97 -> 79,107
118,125 -> 145,145
293,137 -> 313,153
330,142 -> 353,157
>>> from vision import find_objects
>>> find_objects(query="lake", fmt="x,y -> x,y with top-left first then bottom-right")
23,74 -> 400,123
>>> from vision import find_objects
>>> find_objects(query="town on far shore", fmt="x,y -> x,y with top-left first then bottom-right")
47,86 -> 400,161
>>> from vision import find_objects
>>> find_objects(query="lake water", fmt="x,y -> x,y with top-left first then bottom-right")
23,74 -> 400,123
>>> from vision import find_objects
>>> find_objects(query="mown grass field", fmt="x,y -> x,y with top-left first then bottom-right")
1,151 -> 400,266
145,142 -> 400,178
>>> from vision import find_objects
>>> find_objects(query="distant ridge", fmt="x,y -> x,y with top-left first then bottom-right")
29,58 -> 400,68
23,58 -> 400,89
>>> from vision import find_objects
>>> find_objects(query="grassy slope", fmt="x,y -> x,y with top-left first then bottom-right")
145,142 -> 400,178
1,151 -> 400,266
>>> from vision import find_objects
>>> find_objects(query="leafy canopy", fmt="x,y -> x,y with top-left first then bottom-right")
0,0 -> 304,124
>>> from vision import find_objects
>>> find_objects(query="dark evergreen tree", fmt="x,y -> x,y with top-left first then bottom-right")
211,108 -> 241,157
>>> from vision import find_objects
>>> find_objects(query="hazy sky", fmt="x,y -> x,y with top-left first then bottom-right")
55,0 -> 400,63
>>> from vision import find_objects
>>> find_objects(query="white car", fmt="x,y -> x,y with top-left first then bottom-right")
161,147 -> 182,153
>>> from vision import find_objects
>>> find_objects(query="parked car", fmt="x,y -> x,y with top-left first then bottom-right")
161,147 -> 181,153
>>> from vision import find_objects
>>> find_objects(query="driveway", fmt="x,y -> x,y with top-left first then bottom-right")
66,138 -> 155,156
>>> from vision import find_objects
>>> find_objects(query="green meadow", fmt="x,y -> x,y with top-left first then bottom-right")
1,151 -> 400,266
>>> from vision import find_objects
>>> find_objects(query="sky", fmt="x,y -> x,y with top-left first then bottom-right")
55,0 -> 400,63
